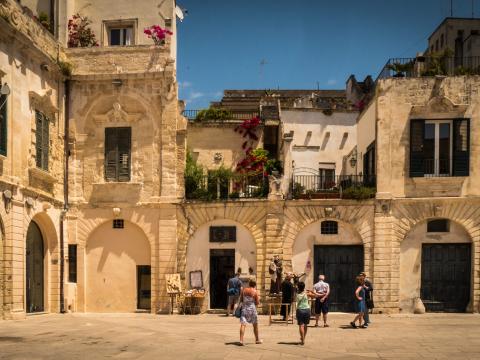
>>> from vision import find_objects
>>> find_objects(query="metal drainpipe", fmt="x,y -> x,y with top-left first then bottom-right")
59,79 -> 70,314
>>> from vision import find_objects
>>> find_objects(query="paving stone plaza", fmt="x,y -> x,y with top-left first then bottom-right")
1,313 -> 480,359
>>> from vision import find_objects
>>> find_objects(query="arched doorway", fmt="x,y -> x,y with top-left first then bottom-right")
186,220 -> 256,310
26,221 -> 44,313
400,218 -> 472,313
85,220 -> 151,312
292,219 -> 364,312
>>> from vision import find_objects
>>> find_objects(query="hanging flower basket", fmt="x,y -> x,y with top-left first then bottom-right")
144,25 -> 173,46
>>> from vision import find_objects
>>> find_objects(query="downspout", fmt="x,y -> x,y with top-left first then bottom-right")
59,78 -> 70,314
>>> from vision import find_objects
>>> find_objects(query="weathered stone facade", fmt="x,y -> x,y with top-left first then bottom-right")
0,0 -> 66,319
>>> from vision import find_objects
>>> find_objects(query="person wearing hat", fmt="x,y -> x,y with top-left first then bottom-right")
359,272 -> 373,326
280,272 -> 294,321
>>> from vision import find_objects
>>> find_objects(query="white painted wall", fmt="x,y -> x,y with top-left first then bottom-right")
292,220 -> 362,287
399,220 -> 472,313
282,110 -> 357,178
186,220 -> 256,308
354,101 -> 376,176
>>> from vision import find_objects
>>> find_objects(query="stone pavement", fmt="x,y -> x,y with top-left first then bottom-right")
1,313 -> 480,359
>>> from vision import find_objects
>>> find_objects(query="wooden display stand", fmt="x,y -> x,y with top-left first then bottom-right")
180,290 -> 205,314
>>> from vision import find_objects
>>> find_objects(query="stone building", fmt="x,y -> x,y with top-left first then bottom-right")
0,0 -> 68,319
1,0 -> 480,319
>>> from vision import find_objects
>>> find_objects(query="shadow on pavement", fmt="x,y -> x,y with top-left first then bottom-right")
225,341 -> 243,346
278,341 -> 301,345
339,325 -> 357,329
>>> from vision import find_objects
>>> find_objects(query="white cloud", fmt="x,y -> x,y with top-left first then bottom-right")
327,79 -> 337,85
189,91 -> 204,100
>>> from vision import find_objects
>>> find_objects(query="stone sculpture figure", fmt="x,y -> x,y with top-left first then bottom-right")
269,255 -> 283,294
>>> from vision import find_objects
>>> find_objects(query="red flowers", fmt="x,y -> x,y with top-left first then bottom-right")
67,13 -> 98,48
144,25 -> 173,45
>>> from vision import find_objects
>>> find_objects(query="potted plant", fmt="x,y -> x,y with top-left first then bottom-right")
386,61 -> 414,77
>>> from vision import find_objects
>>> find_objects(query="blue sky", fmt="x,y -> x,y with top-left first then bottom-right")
177,0 -> 479,108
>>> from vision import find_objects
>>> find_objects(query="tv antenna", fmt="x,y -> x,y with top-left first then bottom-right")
259,58 -> 268,79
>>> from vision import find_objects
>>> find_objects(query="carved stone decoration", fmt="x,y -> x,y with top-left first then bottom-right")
29,90 -> 59,121
433,204 -> 443,217
411,95 -> 468,119
268,173 -> 284,200
375,199 -> 391,216
93,102 -> 143,124
324,207 -> 334,217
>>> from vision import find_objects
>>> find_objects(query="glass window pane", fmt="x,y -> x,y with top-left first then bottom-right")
439,123 -> 450,175
424,123 -> 435,174
110,29 -> 120,45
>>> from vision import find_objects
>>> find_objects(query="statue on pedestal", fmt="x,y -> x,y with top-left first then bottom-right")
268,255 -> 283,294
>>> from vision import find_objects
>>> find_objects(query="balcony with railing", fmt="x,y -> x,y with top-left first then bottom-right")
182,109 -> 260,123
291,174 -> 376,200
185,173 -> 269,201
377,56 -> 480,80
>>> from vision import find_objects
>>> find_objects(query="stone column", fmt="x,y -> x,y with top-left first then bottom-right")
156,205 -> 178,313
373,199 -> 398,314
262,201 -> 284,306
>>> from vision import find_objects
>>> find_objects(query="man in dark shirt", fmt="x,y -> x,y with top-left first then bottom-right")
280,272 -> 294,321
360,272 -> 373,326
226,269 -> 243,316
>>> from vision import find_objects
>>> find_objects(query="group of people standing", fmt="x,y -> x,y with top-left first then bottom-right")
226,269 -> 374,346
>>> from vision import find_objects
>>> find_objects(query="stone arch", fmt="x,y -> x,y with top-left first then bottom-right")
283,203 -> 375,275
186,219 -> 257,309
177,203 -> 267,291
84,219 -> 151,312
25,211 -> 60,313
392,200 -> 480,312
291,218 -> 365,286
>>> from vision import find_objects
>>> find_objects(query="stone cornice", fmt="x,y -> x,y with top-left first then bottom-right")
0,0 -> 64,63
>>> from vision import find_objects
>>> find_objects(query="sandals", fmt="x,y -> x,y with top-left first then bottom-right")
324,324 -> 330,327
350,321 -> 357,329
255,339 -> 263,344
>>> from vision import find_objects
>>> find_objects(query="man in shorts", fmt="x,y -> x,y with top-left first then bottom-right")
226,269 -> 242,316
313,274 -> 330,327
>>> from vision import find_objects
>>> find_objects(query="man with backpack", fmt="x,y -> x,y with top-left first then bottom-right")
226,268 -> 243,316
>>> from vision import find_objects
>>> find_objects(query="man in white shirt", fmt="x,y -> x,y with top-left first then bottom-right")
313,274 -> 330,327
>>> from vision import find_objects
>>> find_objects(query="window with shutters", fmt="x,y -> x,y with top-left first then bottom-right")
105,127 -> 131,182
409,119 -> 470,177
35,111 -> 49,171
0,94 -> 7,156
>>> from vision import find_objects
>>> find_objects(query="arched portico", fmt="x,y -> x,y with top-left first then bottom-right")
84,220 -> 151,312
186,219 -> 257,309
400,218 -> 473,312
291,218 -> 367,312
25,212 -> 59,314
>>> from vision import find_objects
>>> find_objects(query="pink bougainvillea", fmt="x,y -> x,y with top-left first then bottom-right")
67,13 -> 98,48
144,25 -> 173,45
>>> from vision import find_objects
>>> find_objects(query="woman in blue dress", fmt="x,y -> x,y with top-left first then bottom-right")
350,276 -> 367,328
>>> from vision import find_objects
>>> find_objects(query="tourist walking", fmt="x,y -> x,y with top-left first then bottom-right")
313,274 -> 330,327
360,271 -> 373,326
280,272 -> 294,321
350,276 -> 366,328
239,279 -> 262,345
226,268 -> 243,316
295,282 -> 315,345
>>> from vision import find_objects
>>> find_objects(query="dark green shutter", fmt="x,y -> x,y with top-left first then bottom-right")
410,119 -> 425,177
105,127 -> 131,182
0,94 -> 7,156
105,128 -> 118,181
117,127 -> 131,182
35,111 -> 43,169
42,114 -> 49,171
452,119 -> 470,176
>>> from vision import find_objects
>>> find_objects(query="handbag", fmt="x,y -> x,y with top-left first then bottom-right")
234,303 -> 243,318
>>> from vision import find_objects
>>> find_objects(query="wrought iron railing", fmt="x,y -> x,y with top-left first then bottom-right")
185,173 -> 269,201
291,175 -> 376,200
377,56 -> 480,80
182,109 -> 260,122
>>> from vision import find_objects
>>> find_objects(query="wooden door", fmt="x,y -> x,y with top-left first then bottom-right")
26,221 -> 44,313
137,265 -> 151,310
210,249 -> 235,309
314,245 -> 364,312
421,243 -> 471,312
